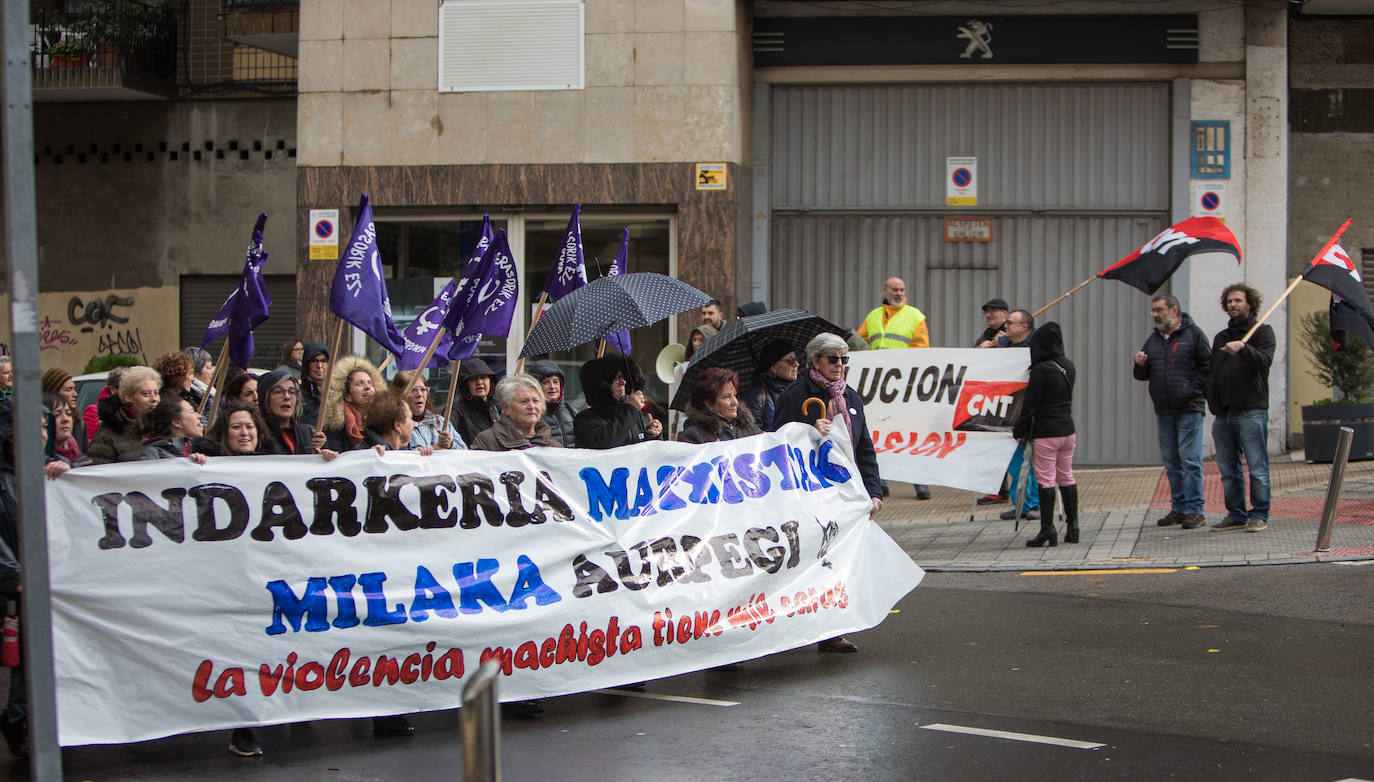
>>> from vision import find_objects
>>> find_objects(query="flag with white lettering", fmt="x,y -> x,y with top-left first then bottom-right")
328,194 -> 406,356
201,213 -> 272,367
541,204 -> 588,301
1098,216 -> 1242,294
1301,219 -> 1374,352
394,219 -> 494,371
445,228 -> 519,361
603,228 -> 632,356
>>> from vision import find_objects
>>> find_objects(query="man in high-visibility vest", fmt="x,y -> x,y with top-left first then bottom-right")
856,276 -> 932,498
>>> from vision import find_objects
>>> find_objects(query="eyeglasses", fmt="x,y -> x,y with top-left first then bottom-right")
821,354 -> 849,366
269,387 -> 298,398
779,356 -> 800,365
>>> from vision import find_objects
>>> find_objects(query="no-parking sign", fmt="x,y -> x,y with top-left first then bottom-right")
309,209 -> 339,260
1191,182 -> 1226,222
946,157 -> 977,206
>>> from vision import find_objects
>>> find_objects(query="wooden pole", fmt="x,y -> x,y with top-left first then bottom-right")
378,354 -> 394,372
442,360 -> 462,433
315,318 -> 346,432
1031,275 -> 1099,319
196,341 -> 230,416
203,351 -> 233,428
401,326 -> 447,399
514,291 -> 550,374
597,340 -> 607,358
1241,275 -> 1303,343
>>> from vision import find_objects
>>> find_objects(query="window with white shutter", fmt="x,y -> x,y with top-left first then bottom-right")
438,0 -> 584,93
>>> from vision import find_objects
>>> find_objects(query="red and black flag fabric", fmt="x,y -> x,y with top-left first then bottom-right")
1098,216 -> 1242,294
1301,219 -> 1374,352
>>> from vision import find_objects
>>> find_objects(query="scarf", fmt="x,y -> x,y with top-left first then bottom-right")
808,367 -> 851,434
343,402 -> 365,448
56,436 -> 80,463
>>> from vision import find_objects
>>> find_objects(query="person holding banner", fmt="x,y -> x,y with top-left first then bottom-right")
257,369 -> 330,457
321,356 -> 386,452
140,397 -> 214,462
1012,322 -> 1080,547
359,390 -> 433,457
389,371 -> 464,450
86,366 -> 161,464
206,401 -> 268,456
1205,284 -> 1274,533
451,358 -> 501,448
575,355 -> 663,448
679,367 -> 763,444
471,374 -> 563,451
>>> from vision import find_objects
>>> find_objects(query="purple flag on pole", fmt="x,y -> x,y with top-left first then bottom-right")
604,228 -> 632,355
329,194 -> 406,356
445,228 -> 520,361
541,204 -> 587,300
201,213 -> 272,368
395,217 -> 496,371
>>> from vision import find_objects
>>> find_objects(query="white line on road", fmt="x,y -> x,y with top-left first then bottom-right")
920,723 -> 1105,750
591,689 -> 739,707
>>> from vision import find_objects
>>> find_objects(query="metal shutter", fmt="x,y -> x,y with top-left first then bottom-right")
179,275 -> 299,371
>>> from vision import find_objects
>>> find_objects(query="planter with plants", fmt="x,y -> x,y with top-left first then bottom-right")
1298,309 -> 1374,462
47,38 -> 90,69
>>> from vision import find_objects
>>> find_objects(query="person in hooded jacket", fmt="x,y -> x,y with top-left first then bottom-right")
575,355 -> 663,449
257,368 -> 331,456
320,356 -> 386,452
1013,322 -> 1079,548
526,360 -> 576,447
86,366 -> 161,464
299,342 -> 330,425
140,396 -> 216,461
451,358 -> 500,447
739,340 -> 799,432
679,367 -> 762,444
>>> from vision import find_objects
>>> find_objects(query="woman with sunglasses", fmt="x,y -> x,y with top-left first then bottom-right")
740,340 -> 800,432
770,332 -> 883,654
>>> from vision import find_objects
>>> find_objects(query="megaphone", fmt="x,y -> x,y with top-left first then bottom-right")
655,343 -> 687,384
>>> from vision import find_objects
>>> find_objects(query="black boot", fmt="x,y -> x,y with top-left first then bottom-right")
1060,484 -> 1079,543
1026,487 -> 1057,548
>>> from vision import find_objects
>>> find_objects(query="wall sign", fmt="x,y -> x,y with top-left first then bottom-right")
946,157 -> 978,207
1190,120 -> 1230,179
944,217 -> 994,242
1191,182 -> 1227,222
309,209 -> 339,260
695,163 -> 727,191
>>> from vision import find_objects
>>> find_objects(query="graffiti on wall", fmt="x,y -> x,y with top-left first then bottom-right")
0,287 -> 179,376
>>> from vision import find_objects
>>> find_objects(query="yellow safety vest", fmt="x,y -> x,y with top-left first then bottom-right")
863,305 -> 925,349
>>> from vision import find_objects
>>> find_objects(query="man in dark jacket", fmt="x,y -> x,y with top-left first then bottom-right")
1133,293 -> 1211,529
527,360 -> 576,447
298,342 -> 330,426
574,356 -> 662,448
1205,283 -> 1274,533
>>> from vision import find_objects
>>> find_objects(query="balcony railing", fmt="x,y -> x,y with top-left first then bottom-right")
30,1 -> 175,101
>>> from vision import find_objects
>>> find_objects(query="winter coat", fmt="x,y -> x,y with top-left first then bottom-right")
771,373 -> 883,501
83,386 -> 111,445
574,355 -> 656,449
470,415 -> 562,451
142,436 -> 220,460
410,410 -> 465,450
257,368 -> 319,455
740,374 -> 795,432
1013,322 -> 1076,441
678,403 -> 762,444
86,395 -> 147,464
1206,315 -> 1274,414
527,360 -> 577,447
448,358 -> 499,446
1133,313 -> 1211,414
320,356 -> 386,452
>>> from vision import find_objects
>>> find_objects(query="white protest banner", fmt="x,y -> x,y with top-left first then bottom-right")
45,423 -> 922,746
846,347 -> 1029,494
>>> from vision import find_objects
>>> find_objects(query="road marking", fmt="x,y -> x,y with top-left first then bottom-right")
920,723 -> 1105,750
1019,568 -> 1177,576
591,689 -> 738,707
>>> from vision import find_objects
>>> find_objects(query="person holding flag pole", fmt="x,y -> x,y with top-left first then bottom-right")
199,213 -> 273,426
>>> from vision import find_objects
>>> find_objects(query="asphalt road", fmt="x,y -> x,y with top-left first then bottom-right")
12,563 -> 1374,781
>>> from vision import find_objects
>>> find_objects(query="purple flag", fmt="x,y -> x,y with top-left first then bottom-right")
604,228 -> 632,356
445,228 -> 520,361
541,204 -> 587,300
329,194 -> 406,356
201,213 -> 272,368
395,217 -> 495,371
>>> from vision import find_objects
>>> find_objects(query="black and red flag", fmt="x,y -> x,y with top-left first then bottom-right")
1098,216 -> 1242,294
1301,219 -> 1374,352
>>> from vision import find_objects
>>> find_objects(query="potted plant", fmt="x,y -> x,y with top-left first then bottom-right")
48,37 -> 91,69
1298,310 -> 1374,462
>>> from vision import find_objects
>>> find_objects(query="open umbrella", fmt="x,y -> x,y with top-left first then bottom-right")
670,308 -> 851,410
519,272 -> 711,358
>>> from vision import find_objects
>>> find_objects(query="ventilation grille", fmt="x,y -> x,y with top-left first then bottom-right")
439,0 -> 583,93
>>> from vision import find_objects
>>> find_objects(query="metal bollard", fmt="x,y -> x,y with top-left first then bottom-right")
1315,426 -> 1354,552
460,661 -> 502,782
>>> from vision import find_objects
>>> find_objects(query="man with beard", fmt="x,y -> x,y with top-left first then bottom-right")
1133,294 -> 1211,530
1205,284 -> 1274,533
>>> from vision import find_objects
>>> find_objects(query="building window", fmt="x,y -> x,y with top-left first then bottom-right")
438,0 -> 584,92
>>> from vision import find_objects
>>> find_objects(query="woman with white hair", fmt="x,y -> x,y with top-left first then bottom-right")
770,332 -> 883,654
470,373 -> 562,451
86,365 -> 161,464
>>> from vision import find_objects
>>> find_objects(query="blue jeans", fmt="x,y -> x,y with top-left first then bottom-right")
1212,410 -> 1270,521
1157,410 -> 1204,514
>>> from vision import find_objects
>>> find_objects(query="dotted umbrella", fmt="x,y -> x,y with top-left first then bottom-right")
519,272 -> 712,358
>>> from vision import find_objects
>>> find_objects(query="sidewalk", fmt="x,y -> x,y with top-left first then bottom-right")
875,456 -> 1374,571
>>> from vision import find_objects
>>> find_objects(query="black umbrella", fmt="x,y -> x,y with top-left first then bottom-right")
519,273 -> 712,358
670,308 -> 851,410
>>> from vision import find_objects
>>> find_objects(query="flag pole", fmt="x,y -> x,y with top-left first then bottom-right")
1032,275 -> 1099,319
315,317 -> 346,432
442,360 -> 462,432
401,326 -> 447,399
1242,218 -> 1354,343
204,353 -> 234,428
597,340 -> 607,358
514,291 -> 549,374
378,354 -> 394,372
197,342 -> 230,416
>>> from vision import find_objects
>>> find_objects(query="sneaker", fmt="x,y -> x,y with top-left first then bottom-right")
228,728 -> 262,758
1211,517 -> 1249,532
1156,511 -> 1184,526
1180,513 -> 1206,529
999,508 -> 1018,520
977,494 -> 1009,505
915,485 -> 932,500
1244,519 -> 1268,532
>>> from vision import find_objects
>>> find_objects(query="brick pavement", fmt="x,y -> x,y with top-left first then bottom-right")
875,457 -> 1374,571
